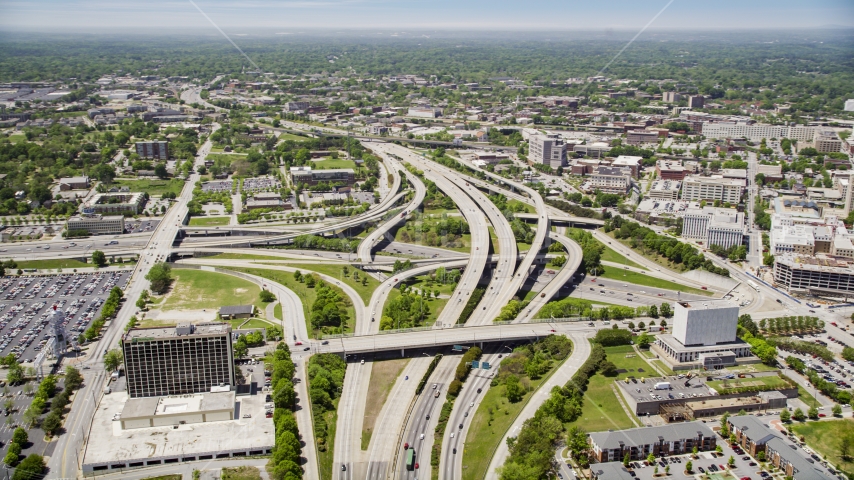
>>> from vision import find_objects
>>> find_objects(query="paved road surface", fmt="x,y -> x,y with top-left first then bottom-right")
485,332 -> 592,479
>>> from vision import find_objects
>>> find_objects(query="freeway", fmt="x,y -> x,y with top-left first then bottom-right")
398,355 -> 457,480
179,148 -> 405,248
452,153 -> 553,323
515,231 -> 583,322
364,357 -> 432,479
442,346 -> 508,480
54,124 -> 223,479
0,234 -> 155,262
484,332 -> 592,479
372,143 -> 491,327
357,161 -> 427,263
427,162 -> 519,326
314,322 -> 595,356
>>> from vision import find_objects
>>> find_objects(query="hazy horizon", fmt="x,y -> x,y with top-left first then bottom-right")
2,0 -> 853,33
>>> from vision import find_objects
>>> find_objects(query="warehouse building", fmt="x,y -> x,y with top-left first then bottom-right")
119,391 -> 235,430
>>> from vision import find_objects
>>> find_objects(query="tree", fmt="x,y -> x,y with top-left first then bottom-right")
665,465 -> 670,475
145,262 -> 173,294
648,304 -> 659,318
636,332 -> 652,349
104,349 -> 123,371
647,452 -> 655,464
692,446 -> 698,457
715,445 -> 723,454
2,449 -> 17,466
11,454 -> 45,480
833,404 -> 843,417
293,270 -> 302,282
154,163 -> 168,179
792,408 -> 805,421
41,411 -> 62,436
504,374 -> 525,403
11,428 -> 27,446
808,406 -> 819,419
623,453 -> 630,467
260,290 -> 276,302
234,338 -> 248,358
757,450 -> 766,462
728,455 -> 735,467
136,297 -> 146,309
65,366 -> 83,390
779,409 -> 791,422
660,302 -> 672,318
91,250 -> 107,267
685,460 -> 693,472
599,360 -> 618,377
7,361 -> 24,384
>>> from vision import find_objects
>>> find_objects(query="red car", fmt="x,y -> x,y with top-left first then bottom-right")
415,463 -> 419,469
701,286 -> 708,290
819,413 -> 826,418
404,442 -> 409,449
657,293 -> 663,296
295,341 -> 303,346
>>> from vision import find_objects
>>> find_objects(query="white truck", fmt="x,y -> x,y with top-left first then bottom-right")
654,382 -> 671,390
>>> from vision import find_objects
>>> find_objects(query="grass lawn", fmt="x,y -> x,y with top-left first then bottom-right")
599,268 -> 710,296
564,344 -> 644,433
790,420 -> 854,478
507,199 -> 534,213
281,263 -> 380,306
206,153 -> 248,163
650,359 -> 675,376
318,400 -> 339,480
188,216 -> 230,226
488,227 -> 499,254
423,208 -> 458,216
142,476 -> 182,480
383,289 -> 448,327
221,465 -> 262,480
229,318 -> 275,330
231,268 -> 356,337
462,352 -> 569,480
311,158 -> 357,170
8,134 -> 26,144
402,274 -> 457,296
14,259 -> 93,270
160,269 -> 266,314
113,178 -> 185,197
600,244 -> 647,270
362,359 -> 409,450
796,385 -> 818,407
278,132 -> 310,142
274,302 -> 282,321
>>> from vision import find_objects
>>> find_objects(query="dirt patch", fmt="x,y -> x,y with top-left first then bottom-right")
361,358 -> 409,450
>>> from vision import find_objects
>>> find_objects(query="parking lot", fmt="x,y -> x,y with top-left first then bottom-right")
0,377 -> 64,460
242,176 -> 281,192
628,442 -> 773,480
0,272 -> 130,363
783,349 -> 854,391
201,180 -> 233,193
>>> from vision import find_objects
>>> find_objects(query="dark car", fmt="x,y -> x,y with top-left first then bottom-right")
303,347 -> 310,351
459,423 -> 463,429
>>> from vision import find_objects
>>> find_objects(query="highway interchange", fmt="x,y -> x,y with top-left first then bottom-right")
24,117 -> 852,480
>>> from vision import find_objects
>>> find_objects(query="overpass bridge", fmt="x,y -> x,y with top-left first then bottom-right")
313,322 -> 593,356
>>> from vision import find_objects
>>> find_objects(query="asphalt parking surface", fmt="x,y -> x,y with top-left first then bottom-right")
0,271 -> 130,363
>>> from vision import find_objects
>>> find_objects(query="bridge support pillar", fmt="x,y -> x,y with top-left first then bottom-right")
401,348 -> 405,358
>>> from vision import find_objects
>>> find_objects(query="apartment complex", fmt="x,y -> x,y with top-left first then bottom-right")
589,422 -> 716,463
681,206 -> 745,249
681,175 -> 744,204
728,416 -> 834,480
86,192 -> 146,215
687,95 -> 705,108
701,123 -> 816,142
122,323 -> 236,398
135,140 -> 169,160
528,134 -> 567,168
66,214 -> 125,236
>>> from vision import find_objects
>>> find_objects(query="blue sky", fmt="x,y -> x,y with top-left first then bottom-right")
1,0 -> 853,32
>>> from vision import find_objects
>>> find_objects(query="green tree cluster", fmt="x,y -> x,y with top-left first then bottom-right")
83,286 -> 123,340
307,354 -> 346,453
